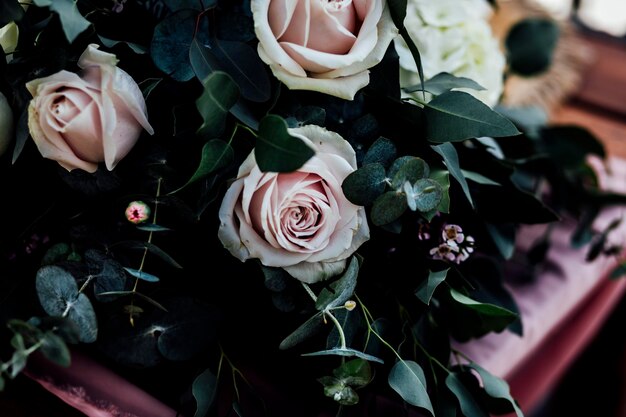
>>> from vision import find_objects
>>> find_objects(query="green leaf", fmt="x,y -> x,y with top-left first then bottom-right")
151,10 -> 206,81
302,348 -> 384,364
279,312 -> 325,350
116,241 -> 182,268
363,137 -> 397,168
342,163 -> 387,206
539,126 -> 605,169
139,78 -> 163,101
494,105 -> 548,138
423,170 -> 450,221
124,267 -> 160,283
35,266 -> 97,343
40,332 -> 71,368
41,242 -> 72,265
164,0 -> 217,11
0,0 -> 24,27
405,72 -> 485,95
255,115 -> 315,172
506,18 -> 559,76
425,91 -> 520,143
388,0 -> 426,97
408,178 -> 443,212
333,359 -> 372,388
196,72 -> 240,139
192,368 -> 217,417
469,363 -> 524,417
371,191 -> 408,226
85,250 -> 127,302
174,140 -> 234,193
461,170 -> 501,186
261,266 -> 289,292
449,289 -> 518,320
98,36 -> 147,54
416,269 -> 450,305
446,372 -> 490,417
316,256 -> 360,310
391,157 -> 430,189
486,223 -> 516,260
33,0 -> 91,44
388,360 -> 434,414
136,224 -> 171,232
432,143 -> 474,208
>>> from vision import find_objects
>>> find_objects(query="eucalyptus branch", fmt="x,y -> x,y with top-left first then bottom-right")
301,282 -> 318,303
324,310 -> 347,350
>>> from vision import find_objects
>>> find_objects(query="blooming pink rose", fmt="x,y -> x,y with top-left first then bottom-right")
218,125 -> 370,283
252,0 -> 397,100
26,44 -> 154,173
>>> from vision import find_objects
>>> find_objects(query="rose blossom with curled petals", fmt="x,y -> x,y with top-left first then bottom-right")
252,0 -> 398,100
218,125 -> 370,283
26,44 -> 154,173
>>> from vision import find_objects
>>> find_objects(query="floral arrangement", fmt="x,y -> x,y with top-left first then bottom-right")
0,0 -> 623,416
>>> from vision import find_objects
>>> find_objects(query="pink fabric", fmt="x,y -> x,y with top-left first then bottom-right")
24,349 -> 176,417
455,156 -> 626,413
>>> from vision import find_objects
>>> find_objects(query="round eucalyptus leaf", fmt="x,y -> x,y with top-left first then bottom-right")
412,178 -> 443,213
156,298 -> 220,361
342,163 -> 387,206
391,157 -> 430,190
371,191 -> 408,226
363,137 -> 397,168
36,266 -> 79,317
41,332 -> 71,367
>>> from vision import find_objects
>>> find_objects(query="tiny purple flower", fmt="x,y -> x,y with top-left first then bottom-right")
430,243 -> 459,262
443,224 -> 465,245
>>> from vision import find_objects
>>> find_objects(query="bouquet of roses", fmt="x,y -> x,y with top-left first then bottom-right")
0,0 -> 621,416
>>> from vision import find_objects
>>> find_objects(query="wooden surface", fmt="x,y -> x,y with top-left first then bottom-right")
552,31 -> 626,158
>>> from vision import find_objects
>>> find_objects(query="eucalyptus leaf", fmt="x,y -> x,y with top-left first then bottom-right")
363,137 -> 397,168
539,126 -> 605,169
136,224 -> 171,232
506,18 -> 559,76
41,242 -> 72,265
279,312 -> 325,350
469,363 -> 524,417
35,266 -> 97,343
416,269 -> 449,305
425,92 -> 520,143
98,36 -> 147,54
85,250 -> 127,302
116,241 -> 182,268
302,347 -> 384,364
446,372 -> 490,417
432,143 -> 474,208
193,368 -> 217,417
409,178 -> 443,212
124,267 -> 160,283
40,332 -> 71,368
255,115 -> 315,172
261,266 -> 289,292
388,360 -> 434,414
316,256 -> 360,310
405,72 -> 485,95
391,157 -> 430,189
196,72 -> 240,139
333,359 -> 372,387
423,170 -> 450,221
151,10 -> 206,81
174,140 -> 234,193
33,0 -> 91,43
342,163 -> 387,206
371,191 -> 408,226
461,170 -> 501,186
294,106 -> 326,126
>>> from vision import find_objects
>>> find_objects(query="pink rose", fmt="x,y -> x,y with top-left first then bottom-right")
26,44 -> 154,173
252,0 -> 398,100
218,125 -> 370,283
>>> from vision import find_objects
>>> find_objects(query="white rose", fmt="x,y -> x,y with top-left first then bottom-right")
0,92 -> 14,157
252,0 -> 398,100
0,22 -> 19,60
395,0 -> 505,107
218,125 -> 370,283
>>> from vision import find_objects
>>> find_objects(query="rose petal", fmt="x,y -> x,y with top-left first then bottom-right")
283,259 -> 347,283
